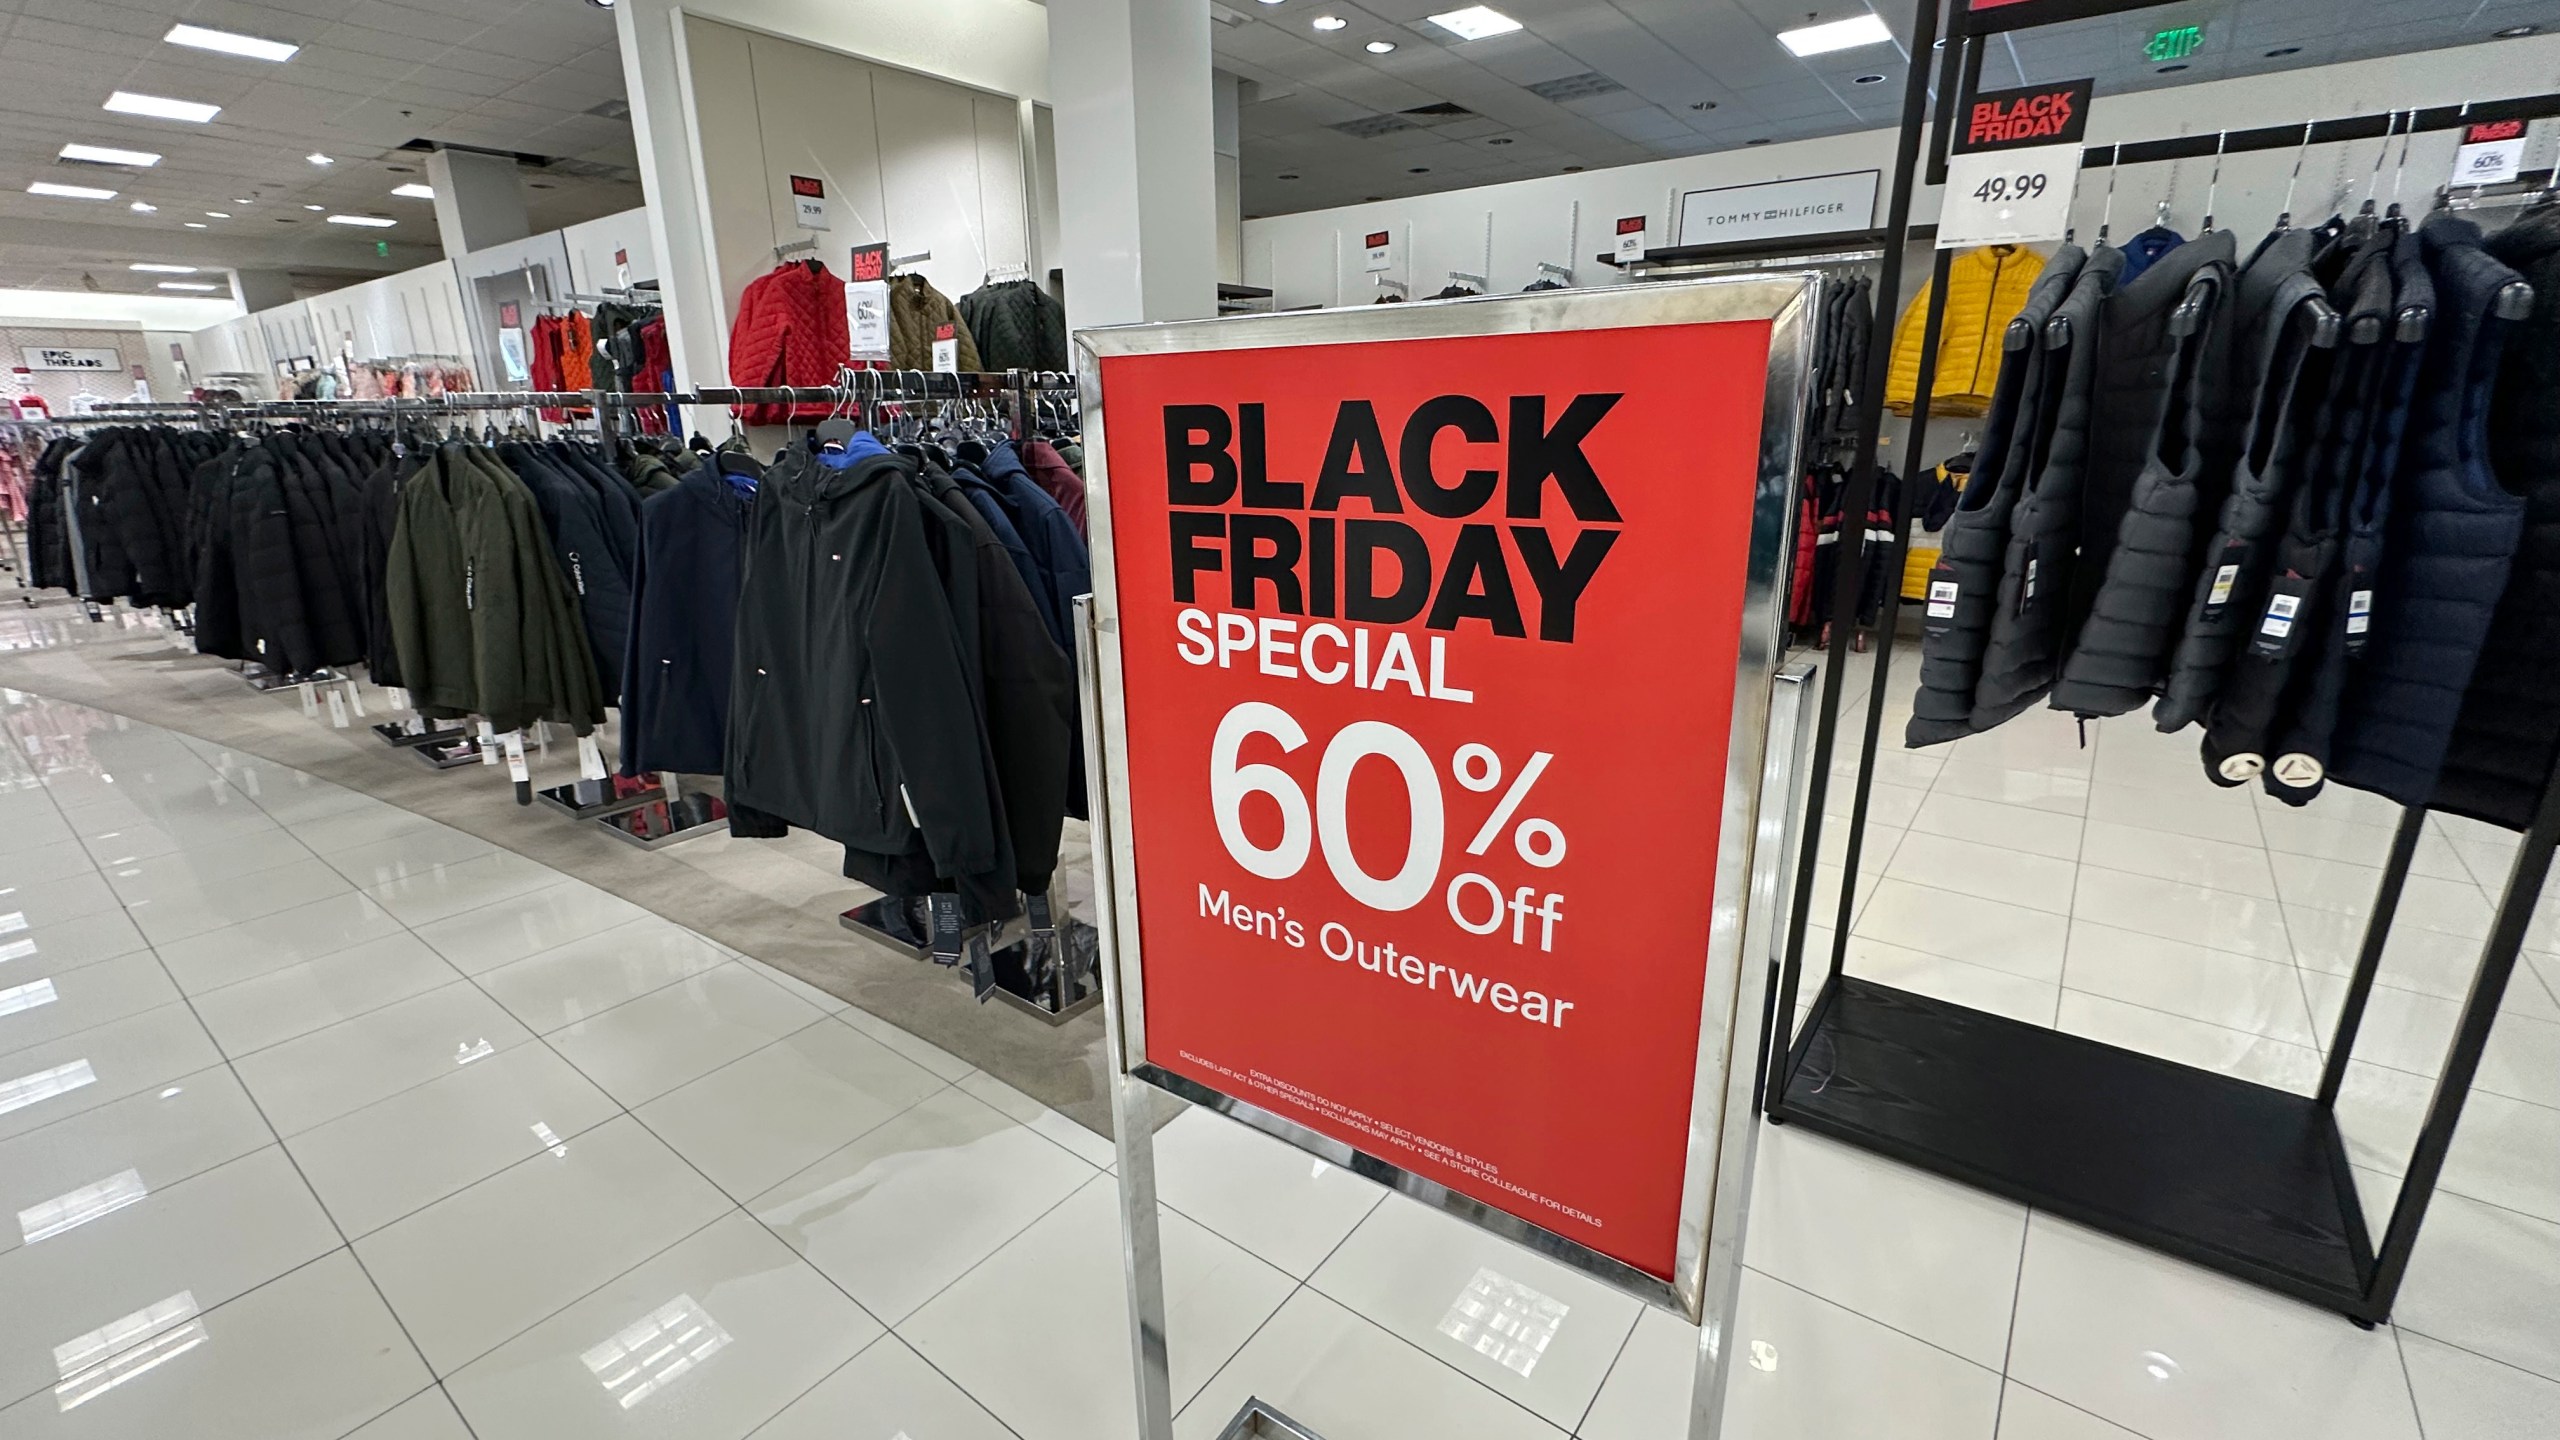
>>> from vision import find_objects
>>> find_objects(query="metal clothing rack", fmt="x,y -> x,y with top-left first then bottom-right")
1766,0 -> 2560,1329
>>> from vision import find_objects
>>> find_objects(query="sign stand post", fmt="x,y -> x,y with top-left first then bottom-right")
1072,270 -> 1822,1435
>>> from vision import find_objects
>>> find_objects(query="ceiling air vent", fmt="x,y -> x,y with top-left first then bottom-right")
1526,72 -> 1626,102
1330,113 -> 1421,139
585,99 -> 631,120
1402,102 -> 1475,119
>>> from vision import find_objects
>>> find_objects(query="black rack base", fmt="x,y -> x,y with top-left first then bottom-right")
1772,976 -> 2379,1319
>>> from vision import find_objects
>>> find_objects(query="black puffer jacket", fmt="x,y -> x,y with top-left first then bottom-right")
500,441 -> 634,704
187,432 -> 376,677
1907,246 -> 2083,747
26,437 -> 76,594
2153,229 -> 2333,732
956,279 -> 1069,373
1972,244 -> 2126,725
2330,215 -> 2531,807
2435,206 -> 2560,830
2051,229 -> 2242,716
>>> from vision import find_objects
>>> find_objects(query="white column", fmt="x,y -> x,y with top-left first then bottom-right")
228,268 -> 295,312
1047,0 -> 1220,332
425,148 -> 531,254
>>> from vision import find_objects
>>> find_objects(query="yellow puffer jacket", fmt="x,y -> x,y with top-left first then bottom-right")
1885,244 -> 2044,417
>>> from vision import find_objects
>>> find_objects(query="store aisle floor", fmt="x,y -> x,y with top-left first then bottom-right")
0,607 -> 2551,1440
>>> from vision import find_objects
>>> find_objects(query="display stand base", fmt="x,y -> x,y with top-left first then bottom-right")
1216,1399 -> 1325,1440
992,983 -> 1102,1026
246,666 -> 338,692
593,792 -> 728,849
1772,976 -> 2377,1318
837,898 -> 1028,960
534,779 -> 662,821
373,720 -> 466,750
413,735 -> 484,770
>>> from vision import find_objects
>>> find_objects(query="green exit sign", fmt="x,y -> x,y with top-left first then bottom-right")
2146,24 -> 2204,62
375,240 -> 390,257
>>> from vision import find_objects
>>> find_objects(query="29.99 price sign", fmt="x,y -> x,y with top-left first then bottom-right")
1095,317 -> 1774,1280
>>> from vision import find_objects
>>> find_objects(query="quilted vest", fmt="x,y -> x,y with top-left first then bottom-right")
1905,245 -> 2084,747
1971,245 -> 2125,726
2203,234 -> 2399,787
2050,228 -> 2241,717
2412,210 -> 2560,830
2153,228 -> 2332,732
2329,214 -> 2530,807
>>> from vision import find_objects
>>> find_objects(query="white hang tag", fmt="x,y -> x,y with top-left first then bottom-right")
578,735 -> 608,781
504,731 -> 529,783
2346,589 -> 2374,636
2259,592 -> 2301,640
344,682 -> 366,718
386,686 -> 410,712
325,689 -> 351,728
931,332 -> 959,373
1925,579 -> 1959,620
2207,564 -> 2240,609
299,684 -> 318,717
478,719 -> 500,766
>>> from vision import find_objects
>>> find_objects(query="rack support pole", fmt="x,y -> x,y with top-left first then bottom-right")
2318,807 -> 2426,1107
2364,766 -> 2560,1317
1769,0 -> 1948,1098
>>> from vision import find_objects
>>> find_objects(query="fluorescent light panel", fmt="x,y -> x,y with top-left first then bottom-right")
129,264 -> 198,273
163,23 -> 299,62
391,183 -> 435,199
103,92 -> 221,124
27,182 -> 117,201
1777,13 -> 1892,57
328,214 -> 396,228
58,144 -> 161,168
157,282 -> 220,292
1427,6 -> 1523,40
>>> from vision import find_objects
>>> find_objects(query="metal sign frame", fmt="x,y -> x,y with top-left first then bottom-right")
1072,275 -> 1820,1438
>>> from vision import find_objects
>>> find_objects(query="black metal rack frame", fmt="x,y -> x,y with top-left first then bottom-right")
1764,0 -> 2560,1326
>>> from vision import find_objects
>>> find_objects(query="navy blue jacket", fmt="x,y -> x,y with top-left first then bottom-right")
977,441 -> 1092,649
621,453 -> 756,776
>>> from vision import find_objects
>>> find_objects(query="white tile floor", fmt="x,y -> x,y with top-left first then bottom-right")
0,618 -> 2552,1440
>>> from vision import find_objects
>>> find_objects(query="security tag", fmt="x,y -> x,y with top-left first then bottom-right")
578,735 -> 608,781
2344,587 -> 2375,655
503,731 -> 529,783
344,681 -> 366,718
325,688 -> 350,728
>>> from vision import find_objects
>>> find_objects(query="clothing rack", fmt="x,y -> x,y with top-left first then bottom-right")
774,238 -> 820,260
889,250 -> 931,270
1768,0 -> 2556,1331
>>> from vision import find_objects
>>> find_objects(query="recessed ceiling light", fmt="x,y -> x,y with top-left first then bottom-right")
391,183 -> 435,200
27,182 -> 117,200
2264,46 -> 2300,57
1258,0 -> 1286,5
1854,73 -> 1887,84
58,143 -> 161,167
1427,6 -> 1523,41
2157,62 -> 2188,72
104,92 -> 221,124
156,281 -> 220,292
1488,137 -> 1513,145
1408,166 -> 1429,173
1776,14 -> 1892,57
304,204 -> 324,211
127,263 -> 197,274
183,221 -> 207,228
203,211 -> 230,219
1690,100 -> 1719,110
1279,172 -> 1301,180
1366,40 -> 1397,54
327,214 -> 397,227
1312,15 -> 1347,30
307,153 -> 333,166
162,23 -> 299,62
1747,138 -> 1773,146
2496,25 -> 2539,39
231,198 -> 254,205
130,201 -> 156,213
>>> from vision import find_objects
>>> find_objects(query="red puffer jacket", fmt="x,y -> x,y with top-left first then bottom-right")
728,261 -> 849,425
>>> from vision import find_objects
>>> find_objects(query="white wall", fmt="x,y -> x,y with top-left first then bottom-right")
676,16 -> 1040,365
617,0 -> 1051,396
560,207 -> 660,294
1241,34 -> 2560,308
300,262 -> 472,369
0,289 -> 239,331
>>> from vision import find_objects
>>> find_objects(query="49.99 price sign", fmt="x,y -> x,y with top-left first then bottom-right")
1086,288 -> 1802,1286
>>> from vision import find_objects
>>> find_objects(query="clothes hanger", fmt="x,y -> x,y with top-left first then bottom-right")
2384,107 -> 2418,228
2095,144 -> 2122,245
2199,129 -> 2228,235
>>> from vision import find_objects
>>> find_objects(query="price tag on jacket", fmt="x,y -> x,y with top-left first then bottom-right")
578,735 -> 608,781
1939,78 -> 2091,249
847,243 -> 890,362
932,324 -> 959,373
478,719 -> 500,765
344,681 -> 365,718
300,683 -> 318,717
503,731 -> 529,783
325,688 -> 350,728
